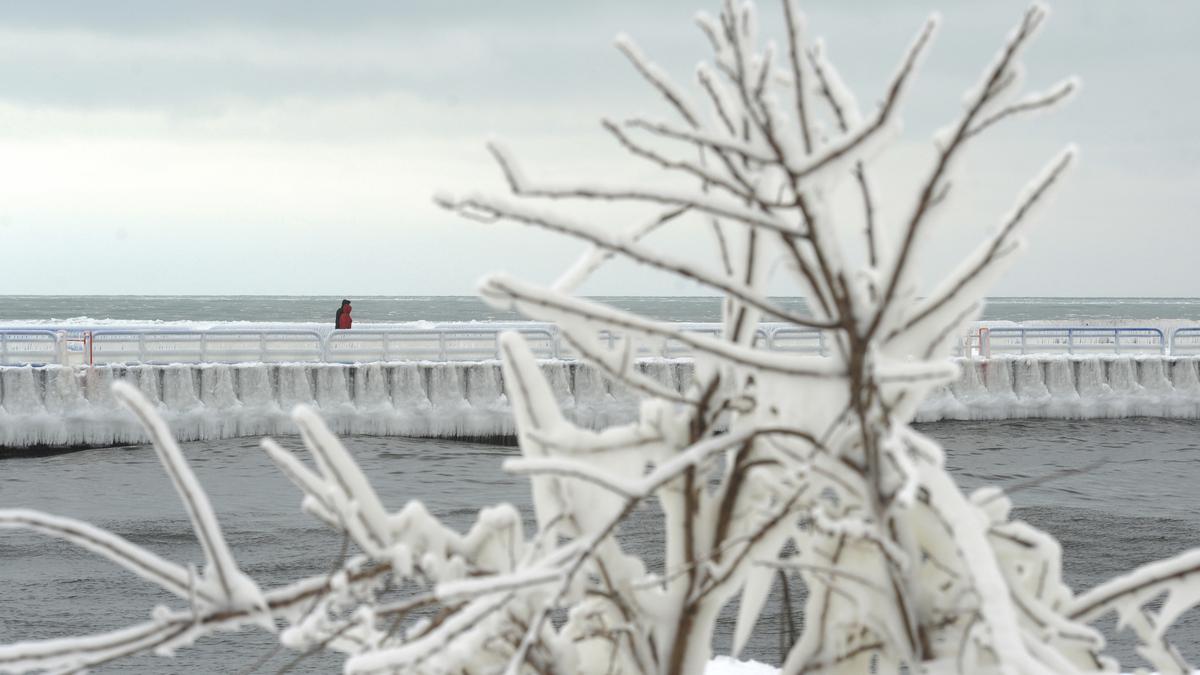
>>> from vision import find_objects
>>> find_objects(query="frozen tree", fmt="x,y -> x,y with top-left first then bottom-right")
3,1 -> 1200,674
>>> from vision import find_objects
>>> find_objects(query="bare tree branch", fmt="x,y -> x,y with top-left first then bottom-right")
965,77 -> 1079,139
438,192 -> 833,329
868,5 -> 1048,342
896,146 -> 1075,338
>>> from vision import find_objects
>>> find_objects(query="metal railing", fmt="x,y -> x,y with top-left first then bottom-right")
0,323 -> 1195,366
1170,327 -> 1200,355
326,327 -> 560,362
0,329 -> 62,366
967,326 -> 1167,357
597,325 -> 778,359
88,329 -> 324,365
767,327 -> 828,355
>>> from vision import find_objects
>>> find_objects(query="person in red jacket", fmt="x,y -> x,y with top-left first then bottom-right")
335,299 -> 353,329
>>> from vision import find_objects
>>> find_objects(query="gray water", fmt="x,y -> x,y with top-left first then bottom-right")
2,419 -> 1198,672
0,295 -> 1198,324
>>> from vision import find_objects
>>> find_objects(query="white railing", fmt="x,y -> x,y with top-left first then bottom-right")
768,326 -> 828,355
0,330 -> 62,366
0,323 -> 1194,366
326,327 -> 560,362
592,325 -> 782,359
966,326 -> 1168,357
89,329 -> 324,365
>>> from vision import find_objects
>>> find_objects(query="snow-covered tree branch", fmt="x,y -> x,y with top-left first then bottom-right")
3,1 -> 1198,674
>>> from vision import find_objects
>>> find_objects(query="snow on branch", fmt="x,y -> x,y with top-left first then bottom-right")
890,145 -> 1076,345
0,509 -> 215,604
781,0 -> 814,154
487,140 -> 796,233
783,16 -> 937,180
111,382 -> 268,617
868,3 -> 1059,343
615,33 -> 701,127
479,273 -> 843,377
965,76 -> 1080,139
620,117 -> 776,163
437,191 -> 833,329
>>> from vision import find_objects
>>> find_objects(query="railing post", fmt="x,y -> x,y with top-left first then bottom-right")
1067,329 -> 1074,355
54,330 -> 67,365
439,332 -> 447,361
1114,330 -> 1121,354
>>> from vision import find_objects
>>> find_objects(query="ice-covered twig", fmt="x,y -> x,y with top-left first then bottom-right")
0,509 -> 216,604
781,0 -> 814,154
784,16 -> 936,180
506,425 -> 825,500
696,63 -> 739,136
965,76 -> 1079,139
601,119 -> 758,201
0,550 -> 394,673
556,328 -> 698,405
438,192 -> 829,329
480,273 -> 842,377
488,141 -> 796,233
1068,548 -> 1200,668
0,619 -> 194,674
260,437 -> 342,529
868,4 -> 1056,342
112,382 -> 267,616
553,205 -> 687,293
894,145 -> 1075,340
620,118 -> 775,164
805,39 -> 878,267
615,33 -> 700,127
292,406 -> 394,556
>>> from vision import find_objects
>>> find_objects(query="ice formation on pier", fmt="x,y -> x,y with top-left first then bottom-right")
2,355 -> 1198,449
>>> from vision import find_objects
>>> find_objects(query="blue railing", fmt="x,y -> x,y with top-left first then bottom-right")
1170,327 -> 1200,355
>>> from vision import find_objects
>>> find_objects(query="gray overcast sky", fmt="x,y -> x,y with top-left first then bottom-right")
0,1 -> 1195,296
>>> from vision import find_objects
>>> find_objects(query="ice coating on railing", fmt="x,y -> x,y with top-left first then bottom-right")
0,355 -> 1199,450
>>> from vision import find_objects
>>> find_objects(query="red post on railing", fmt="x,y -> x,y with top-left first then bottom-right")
977,327 -> 991,387
978,327 -> 991,359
